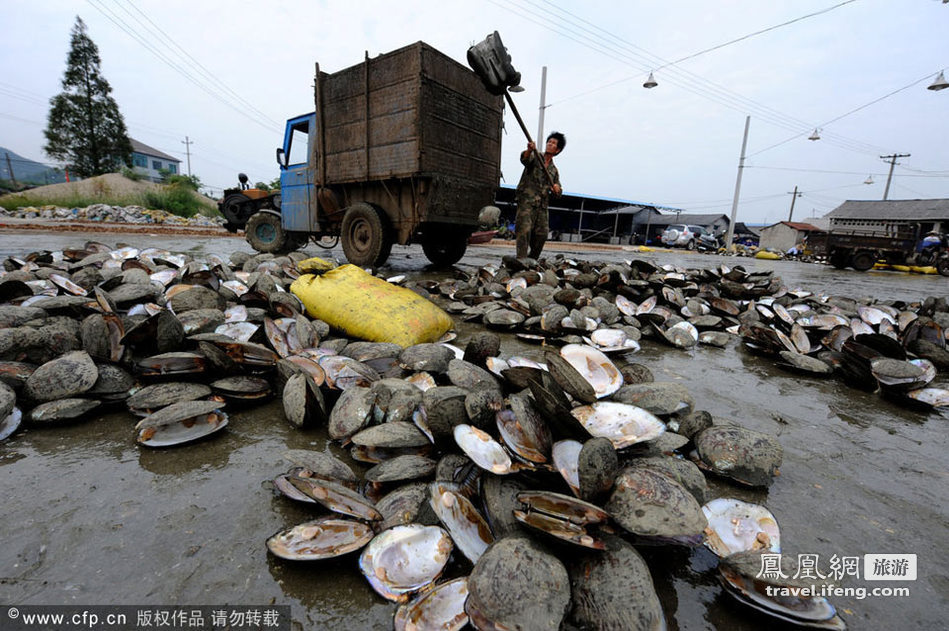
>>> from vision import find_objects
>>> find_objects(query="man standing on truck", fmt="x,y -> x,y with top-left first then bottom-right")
515,132 -> 565,260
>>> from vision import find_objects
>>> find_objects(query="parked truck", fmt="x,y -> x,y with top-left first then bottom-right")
807,224 -> 923,271
233,42 -> 504,267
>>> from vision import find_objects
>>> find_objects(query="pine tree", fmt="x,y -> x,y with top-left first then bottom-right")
44,16 -> 133,177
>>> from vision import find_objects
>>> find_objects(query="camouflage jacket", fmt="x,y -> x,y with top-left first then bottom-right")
515,150 -> 561,204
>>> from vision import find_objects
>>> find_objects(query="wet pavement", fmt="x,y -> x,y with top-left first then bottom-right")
0,230 -> 947,630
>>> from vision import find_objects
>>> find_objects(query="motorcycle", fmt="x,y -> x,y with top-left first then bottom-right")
696,233 -> 723,253
907,233 -> 949,276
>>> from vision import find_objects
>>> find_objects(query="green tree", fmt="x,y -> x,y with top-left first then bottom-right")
159,168 -> 201,191
44,17 -> 132,177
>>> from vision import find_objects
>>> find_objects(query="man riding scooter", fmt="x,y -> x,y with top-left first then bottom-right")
912,230 -> 949,276
914,231 -> 948,267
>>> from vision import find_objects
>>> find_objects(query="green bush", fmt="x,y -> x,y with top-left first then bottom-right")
121,167 -> 145,181
141,183 -> 203,217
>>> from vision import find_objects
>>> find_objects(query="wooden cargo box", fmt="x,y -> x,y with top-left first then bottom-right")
318,41 -> 503,188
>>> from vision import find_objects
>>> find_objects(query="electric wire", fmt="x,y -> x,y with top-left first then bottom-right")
85,0 -> 280,133
493,0 -> 839,146
502,0 -> 899,158
114,0 -> 282,128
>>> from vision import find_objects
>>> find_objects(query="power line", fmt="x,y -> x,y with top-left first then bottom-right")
498,0 -> 892,158
747,69 -> 944,157
553,0 -> 858,104
85,0 -> 280,133
115,0 -> 282,128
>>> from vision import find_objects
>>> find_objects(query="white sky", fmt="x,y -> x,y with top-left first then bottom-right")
2,0 -> 947,225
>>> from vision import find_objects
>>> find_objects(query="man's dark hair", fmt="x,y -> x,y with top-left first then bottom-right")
547,131 -> 566,153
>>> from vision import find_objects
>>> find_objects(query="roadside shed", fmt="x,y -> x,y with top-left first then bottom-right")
759,221 -> 823,252
825,199 -> 949,234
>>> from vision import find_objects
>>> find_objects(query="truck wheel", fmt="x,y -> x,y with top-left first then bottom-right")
246,212 -> 288,253
829,250 -> 849,269
341,203 -> 392,267
423,229 -> 468,267
850,250 -> 876,272
686,239 -> 696,250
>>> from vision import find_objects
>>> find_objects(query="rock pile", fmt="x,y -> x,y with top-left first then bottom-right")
0,203 -> 225,228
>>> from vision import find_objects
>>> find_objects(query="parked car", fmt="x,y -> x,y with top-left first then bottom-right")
661,224 -> 708,249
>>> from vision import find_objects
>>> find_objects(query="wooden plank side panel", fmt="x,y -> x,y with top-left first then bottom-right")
318,42 -> 501,191
321,44 -> 424,183
422,175 -> 497,223
420,44 -> 502,111
418,45 -> 503,186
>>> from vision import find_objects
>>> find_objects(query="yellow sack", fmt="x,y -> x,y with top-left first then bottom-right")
290,264 -> 453,348
296,256 -> 336,274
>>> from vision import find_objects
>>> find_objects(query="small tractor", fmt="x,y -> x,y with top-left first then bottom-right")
218,173 -> 281,233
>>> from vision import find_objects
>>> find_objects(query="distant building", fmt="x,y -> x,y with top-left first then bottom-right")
824,199 -> 949,235
130,139 -> 180,183
759,221 -> 823,252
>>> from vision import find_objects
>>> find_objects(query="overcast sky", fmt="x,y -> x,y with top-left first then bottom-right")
2,0 -> 947,224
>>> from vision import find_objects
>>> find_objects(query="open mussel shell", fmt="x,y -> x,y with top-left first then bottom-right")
429,481 -> 494,563
702,498 -> 780,558
719,552 -> 845,630
453,424 -> 516,475
134,400 -> 227,447
210,375 -> 272,402
559,344 -> 623,399
570,401 -> 665,450
288,474 -> 382,522
126,382 -> 213,416
513,490 -> 609,550
273,470 -> 320,504
282,449 -> 359,484
393,577 -> 469,631
552,439 -> 583,497
496,403 -> 551,465
870,358 -> 933,391
0,407 -> 23,441
266,516 -> 374,561
359,524 -> 453,603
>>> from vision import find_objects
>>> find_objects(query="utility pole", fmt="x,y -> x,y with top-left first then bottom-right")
536,66 -> 548,146
787,185 -> 802,222
880,153 -> 909,201
4,153 -> 17,188
181,136 -> 194,177
724,116 -> 751,252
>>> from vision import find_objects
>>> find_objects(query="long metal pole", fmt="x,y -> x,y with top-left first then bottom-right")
503,91 -> 554,188
724,116 -> 751,252
787,185 -> 799,222
536,66 -> 547,144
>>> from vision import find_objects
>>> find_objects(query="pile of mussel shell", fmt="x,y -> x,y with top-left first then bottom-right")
1,245 -> 944,629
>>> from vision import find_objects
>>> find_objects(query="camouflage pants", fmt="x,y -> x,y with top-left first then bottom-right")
515,195 -> 549,259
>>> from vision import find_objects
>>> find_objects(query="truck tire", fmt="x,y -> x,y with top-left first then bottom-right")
246,212 -> 288,253
341,203 -> 392,267
423,228 -> 468,267
850,250 -> 876,272
686,239 -> 696,250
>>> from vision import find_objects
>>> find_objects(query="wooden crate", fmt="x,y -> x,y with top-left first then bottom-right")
318,42 -> 503,187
